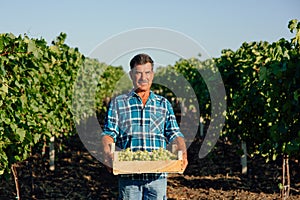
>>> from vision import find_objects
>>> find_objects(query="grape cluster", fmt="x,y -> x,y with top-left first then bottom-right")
118,148 -> 177,161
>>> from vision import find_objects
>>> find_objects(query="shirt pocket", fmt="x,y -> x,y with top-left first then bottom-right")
150,111 -> 165,134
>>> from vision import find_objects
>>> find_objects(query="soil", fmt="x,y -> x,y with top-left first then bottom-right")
1,134 -> 300,200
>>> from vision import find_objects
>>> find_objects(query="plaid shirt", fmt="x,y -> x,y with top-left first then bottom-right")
102,90 -> 184,180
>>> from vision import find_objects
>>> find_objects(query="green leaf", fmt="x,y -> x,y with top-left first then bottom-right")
16,128 -> 26,142
27,120 -> 36,126
296,30 -> 300,45
33,134 -> 41,144
4,117 -> 11,124
288,19 -> 298,33
7,33 -> 16,40
28,40 -> 40,58
0,84 -> 8,94
0,38 -> 4,51
259,67 -> 267,81
14,155 -> 21,161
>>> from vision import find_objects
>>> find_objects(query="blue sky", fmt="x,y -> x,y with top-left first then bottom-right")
1,0 -> 300,69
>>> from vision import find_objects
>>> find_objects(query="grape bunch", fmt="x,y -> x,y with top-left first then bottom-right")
151,148 -> 177,161
118,148 -> 177,161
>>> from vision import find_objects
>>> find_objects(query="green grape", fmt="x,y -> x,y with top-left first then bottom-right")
118,148 -> 177,161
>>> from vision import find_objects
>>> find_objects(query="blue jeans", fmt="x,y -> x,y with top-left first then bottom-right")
118,177 -> 167,200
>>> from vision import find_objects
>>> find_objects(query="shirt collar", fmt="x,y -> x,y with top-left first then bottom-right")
128,89 -> 155,100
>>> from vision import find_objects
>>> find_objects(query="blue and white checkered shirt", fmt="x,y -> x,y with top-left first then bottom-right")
102,89 -> 184,180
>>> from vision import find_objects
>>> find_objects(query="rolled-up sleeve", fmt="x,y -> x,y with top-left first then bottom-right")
164,100 -> 184,143
102,100 -> 118,142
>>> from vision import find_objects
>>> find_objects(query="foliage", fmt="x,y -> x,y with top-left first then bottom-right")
0,33 -> 128,176
0,32 -> 85,175
72,58 -> 131,124
153,58 -> 212,121
215,19 -> 300,161
153,19 -> 300,162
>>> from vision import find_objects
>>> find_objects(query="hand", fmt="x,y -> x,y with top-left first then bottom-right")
182,152 -> 188,171
101,135 -> 114,173
173,137 -> 188,171
103,151 -> 113,173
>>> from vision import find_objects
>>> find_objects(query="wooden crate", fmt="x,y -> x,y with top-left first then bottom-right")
111,144 -> 184,175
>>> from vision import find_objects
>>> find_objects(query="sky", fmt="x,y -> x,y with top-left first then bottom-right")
1,0 -> 300,71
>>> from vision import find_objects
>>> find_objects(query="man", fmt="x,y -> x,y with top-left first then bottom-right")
101,53 -> 188,199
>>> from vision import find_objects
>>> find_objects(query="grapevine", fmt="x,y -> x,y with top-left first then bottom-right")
0,32 -> 129,176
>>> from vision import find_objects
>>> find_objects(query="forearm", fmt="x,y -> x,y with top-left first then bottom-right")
174,137 -> 187,158
174,136 -> 188,170
101,135 -> 114,172
101,135 -> 114,154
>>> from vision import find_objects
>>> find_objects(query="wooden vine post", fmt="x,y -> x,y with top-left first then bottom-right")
11,164 -> 20,200
49,136 -> 55,171
241,141 -> 247,175
281,155 -> 290,200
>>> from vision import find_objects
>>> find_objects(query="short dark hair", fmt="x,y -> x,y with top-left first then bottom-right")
130,53 -> 154,70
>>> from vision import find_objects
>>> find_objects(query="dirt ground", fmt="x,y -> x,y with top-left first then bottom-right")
1,134 -> 300,200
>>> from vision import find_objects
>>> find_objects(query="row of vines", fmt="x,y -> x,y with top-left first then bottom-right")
154,19 -> 300,162
0,33 -> 127,177
152,20 -> 300,197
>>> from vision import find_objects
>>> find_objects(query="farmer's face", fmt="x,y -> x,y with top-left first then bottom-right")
130,62 -> 154,92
